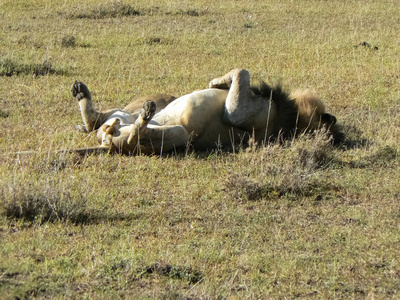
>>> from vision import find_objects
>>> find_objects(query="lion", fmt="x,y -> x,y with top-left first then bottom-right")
71,68 -> 343,155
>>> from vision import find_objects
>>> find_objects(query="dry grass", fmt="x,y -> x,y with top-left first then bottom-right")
1,0 -> 400,299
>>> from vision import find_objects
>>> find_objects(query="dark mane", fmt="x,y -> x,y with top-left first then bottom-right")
251,80 -> 298,140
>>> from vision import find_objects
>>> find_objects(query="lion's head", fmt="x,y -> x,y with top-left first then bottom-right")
291,89 -> 343,144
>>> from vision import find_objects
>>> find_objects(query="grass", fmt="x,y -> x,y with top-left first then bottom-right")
1,0 -> 400,298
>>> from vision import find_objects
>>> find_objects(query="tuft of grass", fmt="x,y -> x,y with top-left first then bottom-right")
61,35 -> 76,48
130,37 -> 173,46
138,262 -> 203,284
295,131 -> 334,169
65,1 -> 142,19
1,182 -> 90,224
222,174 -> 263,201
244,20 -> 258,28
166,9 -> 201,17
0,59 -> 66,77
58,35 -> 91,48
0,110 -> 9,118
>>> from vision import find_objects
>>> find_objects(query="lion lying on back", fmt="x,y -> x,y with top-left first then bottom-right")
71,69 -> 343,155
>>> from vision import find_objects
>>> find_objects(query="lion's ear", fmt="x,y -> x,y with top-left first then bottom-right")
321,113 -> 337,125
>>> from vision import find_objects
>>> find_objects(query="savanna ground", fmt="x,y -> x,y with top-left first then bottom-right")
1,0 -> 400,299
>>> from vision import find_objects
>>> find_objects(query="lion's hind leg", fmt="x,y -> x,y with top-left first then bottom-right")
208,70 -> 238,89
210,69 -> 263,129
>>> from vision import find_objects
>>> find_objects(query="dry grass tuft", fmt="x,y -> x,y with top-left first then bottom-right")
61,35 -> 76,48
166,9 -> 202,17
1,182 -> 90,224
294,130 -> 334,170
65,1 -> 142,19
222,174 -> 263,201
0,59 -> 66,77
138,262 -> 203,284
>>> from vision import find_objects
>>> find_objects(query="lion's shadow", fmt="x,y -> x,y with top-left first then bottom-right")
337,124 -> 370,150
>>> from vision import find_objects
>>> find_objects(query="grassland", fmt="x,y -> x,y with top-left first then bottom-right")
1,0 -> 400,299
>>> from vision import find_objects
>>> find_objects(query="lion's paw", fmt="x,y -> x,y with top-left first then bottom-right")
71,81 -> 90,101
140,100 -> 156,121
209,79 -> 231,89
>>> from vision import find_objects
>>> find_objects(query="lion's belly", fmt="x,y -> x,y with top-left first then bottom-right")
152,89 -> 228,132
152,89 -> 251,149
104,110 -> 136,126
96,110 -> 136,144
